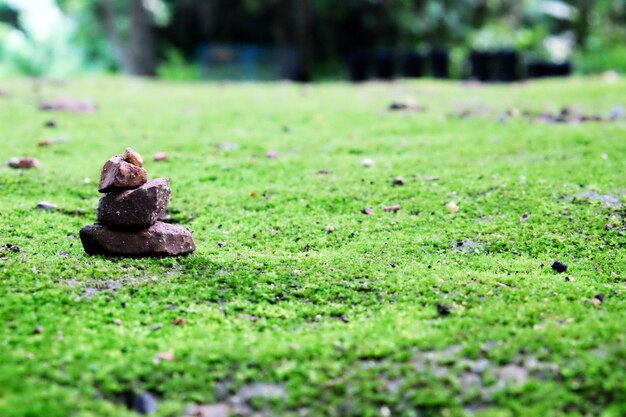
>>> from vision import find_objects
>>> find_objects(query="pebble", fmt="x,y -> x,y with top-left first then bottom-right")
383,204 -> 401,213
436,302 -> 452,316
362,207 -> 375,215
392,176 -> 406,186
361,158 -> 374,167
37,201 -> 57,211
446,201 -> 459,213
98,156 -> 147,193
185,403 -> 230,417
132,392 -> 158,414
154,152 -> 168,162
123,147 -> 144,167
551,261 -> 568,273
7,157 -> 40,169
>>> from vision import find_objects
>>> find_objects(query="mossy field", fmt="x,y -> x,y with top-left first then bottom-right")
1,77 -> 625,417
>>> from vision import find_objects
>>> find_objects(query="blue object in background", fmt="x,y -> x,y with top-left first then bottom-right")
195,43 -> 300,81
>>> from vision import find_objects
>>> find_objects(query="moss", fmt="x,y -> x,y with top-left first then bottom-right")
0,77 -> 625,416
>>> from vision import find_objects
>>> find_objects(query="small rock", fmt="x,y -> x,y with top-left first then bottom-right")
44,119 -> 56,128
325,225 -> 334,233
392,176 -> 406,186
383,204 -> 401,213
185,404 -> 231,417
34,326 -> 44,334
592,293 -> 605,306
37,201 -> 57,211
565,275 -> 575,282
132,392 -> 158,414
520,213 -> 530,223
362,207 -> 375,215
436,302 -> 452,316
38,137 -> 67,147
389,102 -> 407,110
123,147 -> 144,167
154,152 -> 168,162
609,105 -> 625,120
266,149 -> 278,159
551,261 -> 568,273
446,201 -> 459,213
172,318 -> 186,326
39,97 -> 96,113
389,98 -> 424,111
217,241 -> 227,247
58,250 -> 69,257
97,178 -> 170,228
361,158 -> 375,167
8,157 -> 40,169
498,364 -> 528,386
98,156 -> 148,193
152,351 -> 175,364
80,222 -> 195,257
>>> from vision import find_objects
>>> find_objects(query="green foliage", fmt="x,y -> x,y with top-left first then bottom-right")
575,45 -> 626,74
157,48 -> 201,81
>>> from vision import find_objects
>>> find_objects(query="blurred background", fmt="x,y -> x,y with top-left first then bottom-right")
0,0 -> 623,82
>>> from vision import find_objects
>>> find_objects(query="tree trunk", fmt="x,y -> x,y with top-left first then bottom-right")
128,0 -> 156,76
294,0 -> 312,81
101,0 -> 131,72
571,0 -> 594,50
100,0 -> 156,76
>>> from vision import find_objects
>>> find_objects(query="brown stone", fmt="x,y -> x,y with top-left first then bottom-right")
98,156 -> 147,192
154,151 -> 168,162
123,147 -> 144,167
97,178 -> 171,228
80,221 -> 195,257
8,157 -> 40,169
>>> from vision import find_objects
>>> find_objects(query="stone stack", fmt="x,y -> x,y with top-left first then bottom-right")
80,148 -> 196,257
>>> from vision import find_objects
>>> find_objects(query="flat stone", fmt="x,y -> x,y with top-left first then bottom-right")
97,178 -> 170,228
80,221 -> 195,257
98,156 -> 147,193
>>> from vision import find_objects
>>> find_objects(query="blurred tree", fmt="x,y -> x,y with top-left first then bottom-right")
59,0 -> 158,75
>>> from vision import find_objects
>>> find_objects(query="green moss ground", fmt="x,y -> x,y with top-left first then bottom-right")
0,77 -> 625,417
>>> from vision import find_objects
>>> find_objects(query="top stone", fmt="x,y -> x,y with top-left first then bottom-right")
123,147 -> 144,167
98,156 -> 148,193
